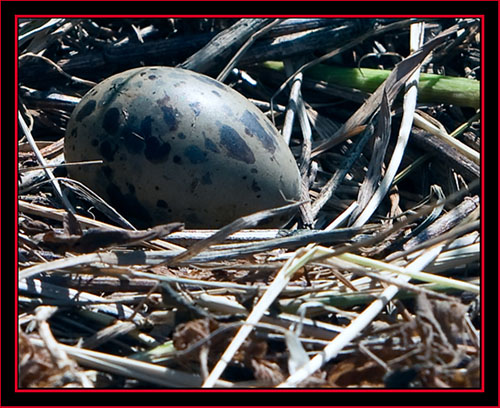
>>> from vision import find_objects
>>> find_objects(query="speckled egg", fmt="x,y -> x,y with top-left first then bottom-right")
64,66 -> 301,228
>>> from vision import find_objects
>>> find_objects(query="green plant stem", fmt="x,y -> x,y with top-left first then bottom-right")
262,61 -> 479,109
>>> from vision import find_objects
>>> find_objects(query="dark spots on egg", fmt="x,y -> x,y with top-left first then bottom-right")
241,110 -> 277,154
102,107 -> 120,134
100,140 -> 118,162
65,66 -> 301,229
122,129 -> 145,155
160,105 -> 180,131
156,199 -> 168,208
140,116 -> 153,138
190,178 -> 199,192
189,102 -> 201,117
221,104 -> 233,116
126,182 -> 136,194
251,180 -> 261,193
219,123 -> 255,164
75,99 -> 96,122
262,115 -> 279,136
184,145 -> 208,164
102,165 -> 113,178
156,95 -> 170,105
144,138 -> 171,163
204,137 -> 220,153
106,183 -> 152,227
173,80 -> 186,88
201,172 -> 212,185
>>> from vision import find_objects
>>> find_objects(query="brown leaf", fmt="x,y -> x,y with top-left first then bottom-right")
63,211 -> 82,236
250,358 -> 285,386
173,319 -> 211,349
40,222 -> 184,253
40,230 -> 80,247
327,356 -> 385,387
173,318 -> 222,361
417,293 -> 468,348
20,218 -> 52,234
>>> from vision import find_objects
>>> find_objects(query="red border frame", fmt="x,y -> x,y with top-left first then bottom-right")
14,14 -> 486,397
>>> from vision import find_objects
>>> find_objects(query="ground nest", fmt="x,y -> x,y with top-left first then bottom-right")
18,17 -> 481,389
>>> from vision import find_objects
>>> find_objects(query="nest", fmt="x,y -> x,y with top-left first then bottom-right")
18,17 -> 480,389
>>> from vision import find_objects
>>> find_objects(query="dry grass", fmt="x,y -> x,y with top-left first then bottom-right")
18,17 -> 480,388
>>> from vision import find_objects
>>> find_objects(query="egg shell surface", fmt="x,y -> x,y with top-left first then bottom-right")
64,66 -> 301,228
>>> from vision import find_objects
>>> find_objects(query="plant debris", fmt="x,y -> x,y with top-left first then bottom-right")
18,17 -> 481,389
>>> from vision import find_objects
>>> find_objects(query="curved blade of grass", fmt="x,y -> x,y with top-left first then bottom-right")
337,252 -> 479,294
351,22 -> 424,227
